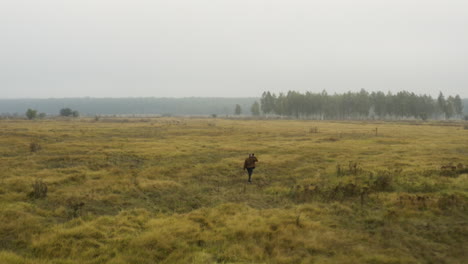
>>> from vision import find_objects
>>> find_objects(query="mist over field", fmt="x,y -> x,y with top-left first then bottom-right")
1,0 -> 468,99
0,97 -> 258,116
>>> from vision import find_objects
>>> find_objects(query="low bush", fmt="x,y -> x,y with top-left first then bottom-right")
28,179 -> 47,199
29,142 -> 41,153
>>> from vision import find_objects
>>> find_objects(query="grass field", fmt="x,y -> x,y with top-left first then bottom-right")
0,118 -> 467,264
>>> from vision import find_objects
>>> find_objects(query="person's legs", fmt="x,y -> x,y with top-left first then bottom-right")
247,168 -> 254,182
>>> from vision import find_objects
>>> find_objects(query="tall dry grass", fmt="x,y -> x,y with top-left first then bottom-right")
0,118 -> 467,263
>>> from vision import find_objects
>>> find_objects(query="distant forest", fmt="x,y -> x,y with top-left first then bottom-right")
0,98 -> 257,117
260,90 -> 467,120
1,91 -> 467,120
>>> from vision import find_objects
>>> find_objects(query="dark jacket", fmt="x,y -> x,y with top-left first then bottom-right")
244,156 -> 258,169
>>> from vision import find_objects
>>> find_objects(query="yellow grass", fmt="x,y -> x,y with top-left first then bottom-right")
0,118 -> 467,263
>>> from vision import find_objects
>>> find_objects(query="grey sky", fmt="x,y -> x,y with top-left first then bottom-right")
1,0 -> 467,98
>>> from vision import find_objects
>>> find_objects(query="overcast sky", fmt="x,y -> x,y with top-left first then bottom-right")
1,0 -> 467,98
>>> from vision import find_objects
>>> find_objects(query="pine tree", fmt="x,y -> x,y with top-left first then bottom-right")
453,95 -> 463,117
437,92 -> 447,119
250,101 -> 260,116
234,104 -> 242,115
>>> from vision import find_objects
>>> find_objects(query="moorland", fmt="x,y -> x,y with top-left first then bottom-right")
0,118 -> 467,263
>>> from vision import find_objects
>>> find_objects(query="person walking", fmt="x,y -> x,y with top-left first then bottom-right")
244,153 -> 258,183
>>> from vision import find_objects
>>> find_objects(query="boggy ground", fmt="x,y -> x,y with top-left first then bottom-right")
0,118 -> 467,264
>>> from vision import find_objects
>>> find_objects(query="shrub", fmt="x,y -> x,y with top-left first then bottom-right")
437,193 -> 466,211
60,108 -> 73,116
419,112 -> 428,121
60,108 -> 79,117
25,108 -> 37,120
29,142 -> 41,153
28,179 -> 47,199
348,161 -> 361,175
336,164 -> 344,176
67,200 -> 85,219
372,172 -> 393,192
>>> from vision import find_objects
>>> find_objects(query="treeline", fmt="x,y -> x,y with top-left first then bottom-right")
1,94 -> 466,119
0,97 -> 257,117
260,90 -> 465,120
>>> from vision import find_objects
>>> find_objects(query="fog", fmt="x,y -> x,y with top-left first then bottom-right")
1,0 -> 467,98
